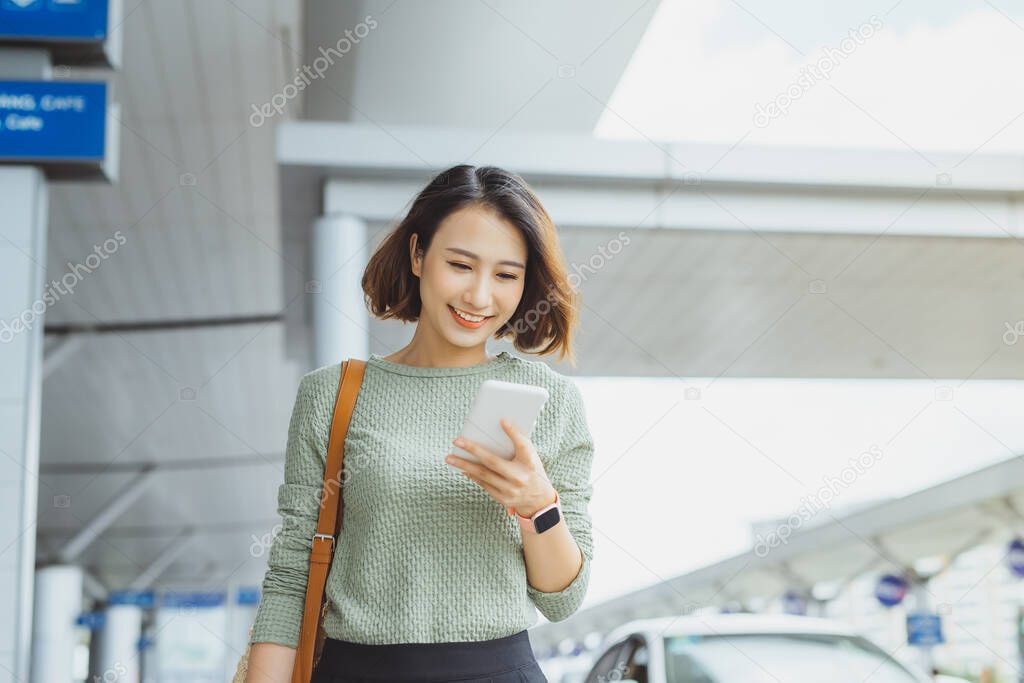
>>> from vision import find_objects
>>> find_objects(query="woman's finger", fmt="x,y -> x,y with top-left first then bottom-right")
500,419 -> 538,466
454,436 -> 516,479
450,455 -> 514,496
463,470 -> 509,504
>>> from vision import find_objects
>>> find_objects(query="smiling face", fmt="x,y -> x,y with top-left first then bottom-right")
410,204 -> 528,353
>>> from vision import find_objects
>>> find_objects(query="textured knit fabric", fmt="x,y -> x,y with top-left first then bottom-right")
249,350 -> 596,648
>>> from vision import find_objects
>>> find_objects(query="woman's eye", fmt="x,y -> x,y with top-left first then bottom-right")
448,262 -> 517,281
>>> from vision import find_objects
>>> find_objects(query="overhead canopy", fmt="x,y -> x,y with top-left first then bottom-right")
529,455 -> 1024,651
278,120 -> 1024,381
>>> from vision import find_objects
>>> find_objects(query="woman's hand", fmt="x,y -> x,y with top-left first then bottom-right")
445,419 -> 557,518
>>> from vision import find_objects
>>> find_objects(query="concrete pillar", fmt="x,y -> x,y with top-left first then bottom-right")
96,603 -> 143,683
0,46 -> 50,683
0,163 -> 48,683
310,214 -> 370,368
29,565 -> 83,682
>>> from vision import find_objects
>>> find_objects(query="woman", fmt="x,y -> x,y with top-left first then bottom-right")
245,164 -> 595,683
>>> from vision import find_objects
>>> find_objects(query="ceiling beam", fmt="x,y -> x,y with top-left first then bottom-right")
57,467 -> 158,563
280,120 -> 1024,195
81,568 -> 108,602
42,335 -> 83,380
44,312 -> 284,337
321,176 -> 1023,240
128,528 -> 197,591
40,452 -> 283,475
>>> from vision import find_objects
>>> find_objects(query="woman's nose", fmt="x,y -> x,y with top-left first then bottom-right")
464,278 -> 491,308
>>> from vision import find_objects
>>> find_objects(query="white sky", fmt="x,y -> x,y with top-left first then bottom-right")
596,0 -> 1024,156
577,377 -> 1024,607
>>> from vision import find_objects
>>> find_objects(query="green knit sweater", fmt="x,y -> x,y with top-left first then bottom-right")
249,350 -> 595,647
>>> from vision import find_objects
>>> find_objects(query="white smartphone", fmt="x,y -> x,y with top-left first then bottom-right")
448,379 -> 550,469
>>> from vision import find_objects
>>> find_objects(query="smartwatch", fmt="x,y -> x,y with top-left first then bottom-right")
515,490 -> 561,535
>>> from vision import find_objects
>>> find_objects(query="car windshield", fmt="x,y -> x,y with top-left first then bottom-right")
663,632 -> 920,683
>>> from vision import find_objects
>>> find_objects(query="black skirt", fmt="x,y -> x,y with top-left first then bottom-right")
310,629 -> 548,683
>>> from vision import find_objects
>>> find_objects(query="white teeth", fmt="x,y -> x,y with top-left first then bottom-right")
452,306 -> 485,322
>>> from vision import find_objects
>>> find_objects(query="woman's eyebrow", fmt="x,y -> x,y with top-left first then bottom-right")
444,247 -> 525,269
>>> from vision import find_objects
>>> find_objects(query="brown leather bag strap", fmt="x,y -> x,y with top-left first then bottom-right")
291,358 -> 366,683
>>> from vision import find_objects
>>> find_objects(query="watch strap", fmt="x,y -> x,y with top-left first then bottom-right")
515,490 -> 560,534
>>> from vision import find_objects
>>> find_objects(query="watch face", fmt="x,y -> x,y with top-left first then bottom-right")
534,506 -> 561,534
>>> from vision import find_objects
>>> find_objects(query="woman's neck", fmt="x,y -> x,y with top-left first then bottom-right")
383,343 -> 495,369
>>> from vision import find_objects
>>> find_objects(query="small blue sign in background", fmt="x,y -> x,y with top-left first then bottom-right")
161,591 -> 226,609
875,573 -> 908,608
0,80 -> 106,162
906,612 -> 944,646
1007,538 -> 1024,577
108,589 -> 155,608
236,587 -> 261,606
0,0 -> 108,41
75,611 -> 105,629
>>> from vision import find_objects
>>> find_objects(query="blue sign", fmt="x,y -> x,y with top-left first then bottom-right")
75,611 -> 105,629
875,574 -> 908,608
906,612 -> 944,646
108,589 -> 155,608
161,591 -> 226,609
0,0 -> 109,41
0,80 -> 106,162
782,589 -> 808,615
237,587 -> 260,606
1008,538 -> 1024,577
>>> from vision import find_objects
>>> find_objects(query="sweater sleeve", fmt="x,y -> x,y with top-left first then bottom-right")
249,372 -> 331,648
526,378 -> 595,622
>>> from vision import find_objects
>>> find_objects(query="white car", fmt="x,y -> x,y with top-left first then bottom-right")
579,613 -> 961,683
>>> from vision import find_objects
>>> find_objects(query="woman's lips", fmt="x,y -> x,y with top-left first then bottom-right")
449,305 -> 491,329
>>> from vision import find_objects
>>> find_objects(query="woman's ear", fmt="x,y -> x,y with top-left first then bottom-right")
409,233 -> 422,278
